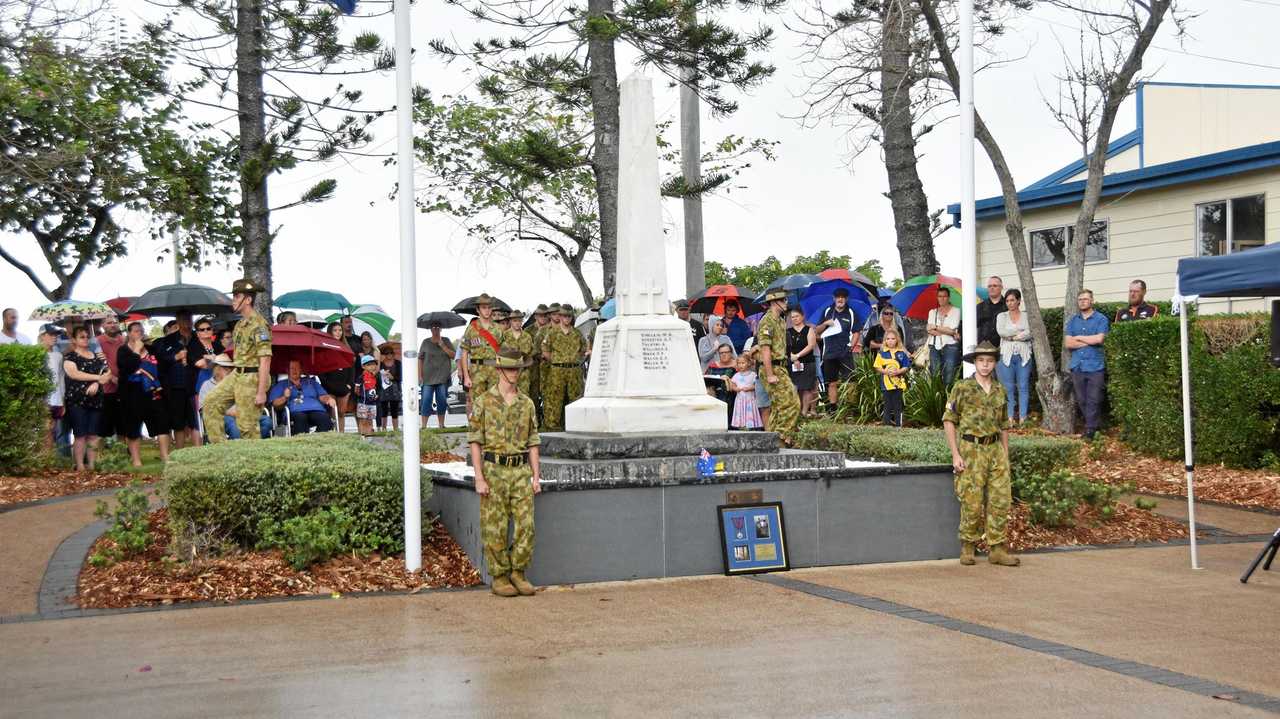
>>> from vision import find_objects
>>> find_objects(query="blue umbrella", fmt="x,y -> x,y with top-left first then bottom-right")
765,273 -> 822,292
600,297 -> 616,320
800,279 -> 873,327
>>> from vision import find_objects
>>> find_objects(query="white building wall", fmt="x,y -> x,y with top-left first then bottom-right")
974,167 -> 1280,313
1142,84 -> 1280,167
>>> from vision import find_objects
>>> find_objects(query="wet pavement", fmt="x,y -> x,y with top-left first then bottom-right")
3,540 -> 1278,718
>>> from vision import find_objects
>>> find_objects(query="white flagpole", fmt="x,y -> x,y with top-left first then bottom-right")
394,0 -> 422,572
959,0 -> 977,375
1178,298 -> 1200,569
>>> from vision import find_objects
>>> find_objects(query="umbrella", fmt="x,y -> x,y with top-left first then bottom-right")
130,283 -> 233,317
688,285 -> 762,316
417,311 -> 466,330
575,309 -> 598,328
324,304 -> 394,345
268,324 -> 355,375
290,311 -> 329,329
275,289 -> 353,312
453,295 -> 512,315
103,296 -> 146,322
29,300 -> 117,322
799,280 -> 873,327
819,268 -> 880,296
599,297 -> 616,320
765,273 -> 822,293
890,274 -> 963,320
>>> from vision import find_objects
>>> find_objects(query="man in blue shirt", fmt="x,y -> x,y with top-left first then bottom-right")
269,359 -> 338,434
817,287 -> 860,408
1064,289 -> 1110,439
722,300 -> 752,354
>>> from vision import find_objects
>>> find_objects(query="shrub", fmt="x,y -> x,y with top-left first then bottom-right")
903,368 -> 950,428
835,353 -> 953,428
89,483 -> 153,567
794,421 -> 1082,502
0,344 -> 55,471
165,432 -> 430,557
1018,469 -> 1130,527
257,508 -> 355,570
1107,315 -> 1280,468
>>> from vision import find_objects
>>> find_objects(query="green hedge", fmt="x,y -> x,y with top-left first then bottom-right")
1107,315 -> 1280,468
165,432 -> 430,555
794,421 -> 1082,497
1037,300 -> 1174,358
0,344 -> 54,471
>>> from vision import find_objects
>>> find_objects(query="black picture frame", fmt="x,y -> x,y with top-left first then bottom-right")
716,501 -> 790,575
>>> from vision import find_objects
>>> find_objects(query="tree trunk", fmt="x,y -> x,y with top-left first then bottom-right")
236,0 -> 272,314
567,257 -> 595,308
679,6 -> 704,300
586,0 -> 620,299
880,1 -> 937,280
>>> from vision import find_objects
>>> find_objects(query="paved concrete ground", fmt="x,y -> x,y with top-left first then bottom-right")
0,496 -> 103,616
2,541 -> 1277,718
1132,493 -> 1280,535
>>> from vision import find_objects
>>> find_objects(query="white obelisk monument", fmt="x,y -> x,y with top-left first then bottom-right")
565,75 -> 727,433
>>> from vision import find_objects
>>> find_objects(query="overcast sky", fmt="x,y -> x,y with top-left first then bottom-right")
4,0 -> 1278,340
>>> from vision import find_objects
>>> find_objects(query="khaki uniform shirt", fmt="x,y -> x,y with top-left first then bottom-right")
233,313 -> 272,368
468,386 -> 540,454
463,320 -> 506,361
544,327 -> 584,364
943,378 -> 1008,437
755,311 -> 787,365
506,330 -> 534,365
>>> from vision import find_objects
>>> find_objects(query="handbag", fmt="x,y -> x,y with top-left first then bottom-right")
912,343 -> 930,369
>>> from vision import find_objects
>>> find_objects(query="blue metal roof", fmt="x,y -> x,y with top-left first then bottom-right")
1022,130 -> 1143,191
947,139 -> 1280,227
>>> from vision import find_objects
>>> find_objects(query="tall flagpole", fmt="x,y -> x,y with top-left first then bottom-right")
959,0 -> 977,375
394,0 -> 422,572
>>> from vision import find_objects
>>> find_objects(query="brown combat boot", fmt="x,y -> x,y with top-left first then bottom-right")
510,570 -> 537,596
959,542 -> 976,566
491,575 -> 519,597
988,544 -> 1021,567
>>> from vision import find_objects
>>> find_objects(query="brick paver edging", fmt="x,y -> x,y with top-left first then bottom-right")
0,483 -> 159,515
754,574 -> 1280,714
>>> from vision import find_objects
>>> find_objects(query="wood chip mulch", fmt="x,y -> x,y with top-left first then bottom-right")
422,451 -> 463,464
78,509 -> 482,609
1081,437 -> 1280,512
1001,501 -> 1190,552
0,471 -> 142,507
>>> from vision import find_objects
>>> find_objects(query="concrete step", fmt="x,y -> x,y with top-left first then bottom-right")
539,449 -> 845,485
539,430 -> 780,460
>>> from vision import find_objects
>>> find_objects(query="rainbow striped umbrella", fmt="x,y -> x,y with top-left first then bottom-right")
889,274 -> 965,320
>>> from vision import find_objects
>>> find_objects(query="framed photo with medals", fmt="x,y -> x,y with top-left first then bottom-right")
717,501 -> 789,575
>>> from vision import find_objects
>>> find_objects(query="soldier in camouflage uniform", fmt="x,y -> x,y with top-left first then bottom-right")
469,346 -> 542,598
540,304 -> 585,431
505,310 -> 534,396
943,341 -> 1019,567
534,304 -> 557,423
203,279 -> 272,442
460,293 -> 507,413
528,304 -> 550,418
755,288 -> 801,445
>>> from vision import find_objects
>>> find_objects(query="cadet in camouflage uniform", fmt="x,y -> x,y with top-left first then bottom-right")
540,303 -> 584,431
203,279 -> 272,442
943,341 -> 1019,567
533,304 -> 557,421
460,293 -> 507,411
528,304 -> 550,416
755,288 -> 801,444
505,310 -> 534,396
468,346 -> 542,598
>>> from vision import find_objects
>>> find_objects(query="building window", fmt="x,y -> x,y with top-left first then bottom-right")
1028,220 -> 1109,269
1197,195 -> 1266,256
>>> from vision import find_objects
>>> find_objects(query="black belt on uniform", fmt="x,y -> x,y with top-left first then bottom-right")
482,452 -> 528,467
235,367 -> 258,373
961,433 -> 999,445
551,362 -> 580,368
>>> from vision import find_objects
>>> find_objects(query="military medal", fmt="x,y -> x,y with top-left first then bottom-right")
732,516 -> 745,541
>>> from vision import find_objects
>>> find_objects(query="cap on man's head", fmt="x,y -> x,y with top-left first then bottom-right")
533,304 -> 550,315
361,354 -> 377,366
494,346 -> 531,369
508,309 -> 525,320
492,309 -> 509,322
674,299 -> 690,310
546,302 -> 562,314
763,288 -> 788,303
475,293 -> 494,307
230,278 -> 262,295
38,323 -> 65,337
559,304 -> 575,317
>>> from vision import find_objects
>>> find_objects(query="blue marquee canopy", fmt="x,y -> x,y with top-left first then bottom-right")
1176,242 -> 1280,299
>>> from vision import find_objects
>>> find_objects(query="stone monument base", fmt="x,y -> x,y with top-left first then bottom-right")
564,395 -> 726,434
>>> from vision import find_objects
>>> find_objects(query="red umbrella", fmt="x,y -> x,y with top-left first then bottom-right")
818,268 -> 880,296
104,296 -> 145,321
688,285 -> 763,316
267,324 -> 355,375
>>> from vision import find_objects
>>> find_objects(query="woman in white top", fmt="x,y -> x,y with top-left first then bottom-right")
925,287 -> 961,384
995,288 -> 1033,425
697,315 -> 736,371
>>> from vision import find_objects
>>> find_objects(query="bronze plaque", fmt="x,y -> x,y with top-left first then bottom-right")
726,488 -> 763,505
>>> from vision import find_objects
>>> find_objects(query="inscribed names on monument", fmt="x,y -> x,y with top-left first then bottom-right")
594,330 -> 617,390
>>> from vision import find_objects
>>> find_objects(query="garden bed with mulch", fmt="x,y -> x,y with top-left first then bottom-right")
1082,437 -> 1280,512
0,471 -> 144,507
1003,500 -> 1190,552
78,509 -> 482,609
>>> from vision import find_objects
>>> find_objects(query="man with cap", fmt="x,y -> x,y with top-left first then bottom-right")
203,279 -> 273,442
469,346 -> 542,597
504,310 -> 535,396
675,299 -> 706,345
943,341 -> 1019,567
816,287 -> 860,409
460,293 -> 507,411
755,288 -> 801,444
540,303 -> 585,431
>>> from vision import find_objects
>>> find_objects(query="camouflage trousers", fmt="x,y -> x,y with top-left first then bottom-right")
202,371 -> 262,443
954,440 -> 1012,545
469,364 -> 497,413
541,366 -> 582,431
764,369 -> 800,443
480,462 -> 535,577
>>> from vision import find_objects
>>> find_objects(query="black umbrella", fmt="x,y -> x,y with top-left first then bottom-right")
129,283 -> 234,317
452,295 -> 512,316
417,311 -> 466,329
